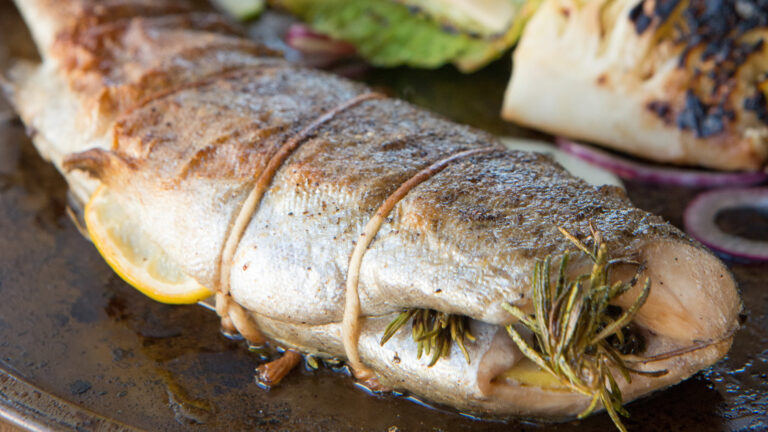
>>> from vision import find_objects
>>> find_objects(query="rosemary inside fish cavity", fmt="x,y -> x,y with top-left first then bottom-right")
503,227 -> 666,432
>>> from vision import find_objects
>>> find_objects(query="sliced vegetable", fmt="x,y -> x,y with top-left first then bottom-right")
557,138 -> 768,187
684,188 -> 768,261
211,0 -> 265,20
85,186 -> 213,304
399,0 -> 518,36
286,24 -> 357,57
284,25 -> 370,76
269,0 -> 537,72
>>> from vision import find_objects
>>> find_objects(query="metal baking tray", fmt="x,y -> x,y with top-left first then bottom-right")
1,1 -> 766,430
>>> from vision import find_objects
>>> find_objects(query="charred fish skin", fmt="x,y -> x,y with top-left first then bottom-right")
7,0 -> 740,420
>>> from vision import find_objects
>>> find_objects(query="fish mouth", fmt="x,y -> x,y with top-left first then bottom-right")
476,238 -> 740,417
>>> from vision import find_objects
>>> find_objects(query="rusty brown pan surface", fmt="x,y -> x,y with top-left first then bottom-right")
0,1 -> 767,430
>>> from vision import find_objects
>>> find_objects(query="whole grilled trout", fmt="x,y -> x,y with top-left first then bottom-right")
5,0 -> 740,420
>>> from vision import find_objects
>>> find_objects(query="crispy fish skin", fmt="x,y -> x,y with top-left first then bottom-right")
7,0 -> 740,418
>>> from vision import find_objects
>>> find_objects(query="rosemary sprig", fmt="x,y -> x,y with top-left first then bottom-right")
380,309 -> 475,366
503,227 -> 667,432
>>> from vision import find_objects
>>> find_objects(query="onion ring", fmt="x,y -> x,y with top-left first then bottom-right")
684,187 -> 768,261
557,138 -> 768,187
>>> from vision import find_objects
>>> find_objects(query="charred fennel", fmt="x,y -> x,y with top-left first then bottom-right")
504,228 -> 666,432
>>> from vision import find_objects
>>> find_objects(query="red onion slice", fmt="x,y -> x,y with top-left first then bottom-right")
557,138 -> 768,187
285,24 -> 357,57
684,188 -> 768,261
284,24 -> 365,74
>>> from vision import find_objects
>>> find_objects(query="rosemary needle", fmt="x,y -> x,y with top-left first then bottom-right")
379,227 -> 665,432
380,308 -> 474,365
504,228 -> 666,432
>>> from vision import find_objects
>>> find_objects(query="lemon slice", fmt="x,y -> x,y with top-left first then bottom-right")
85,186 -> 212,304
499,359 -> 569,390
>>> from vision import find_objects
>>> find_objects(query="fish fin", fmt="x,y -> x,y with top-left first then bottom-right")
63,147 -> 134,181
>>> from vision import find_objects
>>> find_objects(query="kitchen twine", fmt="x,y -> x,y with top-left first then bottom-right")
341,146 -> 496,384
216,90 -> 498,385
216,92 -> 385,344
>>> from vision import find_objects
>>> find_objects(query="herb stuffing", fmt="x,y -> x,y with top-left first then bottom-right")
503,227 -> 666,432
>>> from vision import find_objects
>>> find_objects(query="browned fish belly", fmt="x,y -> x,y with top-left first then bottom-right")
4,0 -> 741,423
